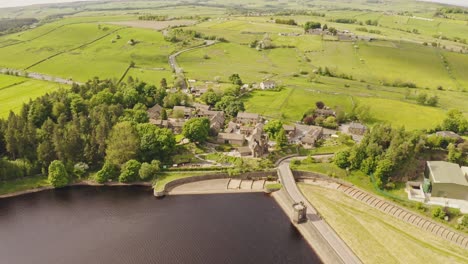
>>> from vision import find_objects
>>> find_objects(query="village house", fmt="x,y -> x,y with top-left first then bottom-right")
209,111 -> 225,135
283,124 -> 296,138
240,126 -> 255,136
260,80 -> 276,90
237,146 -> 253,157
173,106 -> 194,119
149,119 -> 169,129
315,108 -> 335,118
193,103 -> 211,112
435,131 -> 464,143
167,118 -> 186,134
237,112 -> 260,125
147,104 -> 162,119
224,121 -> 238,134
247,123 -> 269,157
348,122 -> 368,135
300,126 -> 323,149
217,133 -> 245,146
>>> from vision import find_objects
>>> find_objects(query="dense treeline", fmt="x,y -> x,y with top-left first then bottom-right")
335,124 -> 425,188
275,19 -> 297,25
0,78 -> 175,182
0,18 -> 38,34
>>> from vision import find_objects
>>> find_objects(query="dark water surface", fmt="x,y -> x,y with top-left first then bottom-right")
0,186 -> 321,264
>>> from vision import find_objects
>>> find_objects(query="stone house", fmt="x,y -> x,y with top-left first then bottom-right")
237,112 -> 260,125
168,118 -> 186,134
209,111 -> 225,135
173,106 -> 194,119
217,133 -> 245,146
283,124 -> 296,137
315,108 -> 335,118
300,126 -> 323,149
248,123 -> 268,157
435,131 -> 463,143
149,119 -> 168,129
240,126 -> 255,136
260,80 -> 276,90
147,104 -> 162,119
349,122 -> 367,135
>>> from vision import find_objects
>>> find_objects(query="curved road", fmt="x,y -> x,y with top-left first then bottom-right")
278,156 -> 361,264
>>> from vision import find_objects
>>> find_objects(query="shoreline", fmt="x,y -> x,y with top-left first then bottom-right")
0,180 -> 152,199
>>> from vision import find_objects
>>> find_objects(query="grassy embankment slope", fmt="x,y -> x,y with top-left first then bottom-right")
299,184 -> 468,264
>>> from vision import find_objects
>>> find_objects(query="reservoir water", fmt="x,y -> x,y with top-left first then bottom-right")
0,186 -> 320,264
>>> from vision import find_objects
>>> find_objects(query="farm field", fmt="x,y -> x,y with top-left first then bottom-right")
299,184 -> 468,264
0,0 -> 466,131
0,75 -> 65,117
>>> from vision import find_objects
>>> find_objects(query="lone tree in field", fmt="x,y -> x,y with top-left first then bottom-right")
182,117 -> 210,143
229,74 -> 243,86
316,101 -> 325,109
160,78 -> 168,89
48,160 -> 69,188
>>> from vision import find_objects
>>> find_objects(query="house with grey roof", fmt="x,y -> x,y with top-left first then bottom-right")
147,104 -> 162,119
349,122 -> 367,135
260,80 -> 276,90
236,112 -> 260,125
435,131 -> 463,143
217,133 -> 245,146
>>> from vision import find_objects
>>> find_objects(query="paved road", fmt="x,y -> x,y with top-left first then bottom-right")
168,40 -> 217,90
278,157 -> 361,264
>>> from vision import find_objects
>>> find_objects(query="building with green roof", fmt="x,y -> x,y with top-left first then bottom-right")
425,161 -> 468,200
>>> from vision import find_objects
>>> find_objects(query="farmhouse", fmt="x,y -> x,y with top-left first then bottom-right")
349,122 -> 367,135
435,131 -> 463,143
167,118 -> 186,134
149,119 -> 168,129
315,109 -> 335,117
425,161 -> 468,201
224,121 -> 237,134
260,80 -> 276,90
283,124 -> 296,137
300,126 -> 323,148
237,146 -> 253,156
173,106 -> 194,119
209,111 -> 225,135
247,123 -> 268,157
217,133 -> 245,146
193,103 -> 211,111
237,112 -> 260,125
147,104 -> 162,119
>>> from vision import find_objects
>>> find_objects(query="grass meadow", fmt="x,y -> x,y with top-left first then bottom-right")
0,75 -> 65,117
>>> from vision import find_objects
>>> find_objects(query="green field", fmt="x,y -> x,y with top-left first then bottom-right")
0,0 -> 466,131
299,184 -> 468,264
0,75 -> 65,117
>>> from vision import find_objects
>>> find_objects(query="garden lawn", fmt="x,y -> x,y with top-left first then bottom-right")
0,175 -> 50,196
299,184 -> 468,264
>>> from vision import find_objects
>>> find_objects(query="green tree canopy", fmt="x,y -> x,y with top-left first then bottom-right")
182,117 -> 211,143
48,160 -> 69,188
106,121 -> 140,166
95,161 -> 119,183
119,159 -> 141,183
136,123 -> 175,162
441,109 -> 468,134
264,120 -> 283,140
139,160 -> 161,181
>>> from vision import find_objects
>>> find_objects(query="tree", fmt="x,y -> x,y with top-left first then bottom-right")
106,122 -> 140,166
275,128 -> 288,150
448,143 -> 462,164
182,117 -> 210,143
160,108 -> 168,120
139,160 -> 161,181
119,159 -> 141,183
335,150 -> 351,169
328,27 -> 338,35
416,93 -> 427,104
228,74 -> 243,86
215,96 -> 245,117
48,160 -> 69,188
426,95 -> 439,107
200,89 -> 220,106
264,120 -> 283,139
160,78 -> 168,89
441,109 -> 468,134
304,21 -> 321,31
322,24 -> 328,30
136,123 -> 175,162
322,116 -> 338,129
95,161 -> 119,183
315,101 -> 325,109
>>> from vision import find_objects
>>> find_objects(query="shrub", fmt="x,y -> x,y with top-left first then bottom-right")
95,162 -> 119,183
139,160 -> 161,181
432,206 -> 446,220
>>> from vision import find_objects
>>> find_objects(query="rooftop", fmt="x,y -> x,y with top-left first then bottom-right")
218,133 -> 245,141
427,161 -> 468,186
237,112 -> 260,120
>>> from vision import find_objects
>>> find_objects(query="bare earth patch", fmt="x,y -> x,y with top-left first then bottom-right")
109,20 -> 197,30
